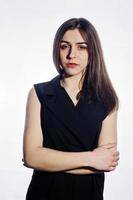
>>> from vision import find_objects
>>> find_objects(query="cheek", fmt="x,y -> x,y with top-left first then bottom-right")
59,52 -> 64,63
86,55 -> 89,64
60,51 -> 66,61
80,54 -> 89,64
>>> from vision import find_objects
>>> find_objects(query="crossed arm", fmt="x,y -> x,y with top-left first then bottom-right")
65,108 -> 118,174
22,87 -> 119,174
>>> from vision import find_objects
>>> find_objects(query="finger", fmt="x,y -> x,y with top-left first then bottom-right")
112,162 -> 118,167
114,155 -> 120,161
110,166 -> 116,171
108,166 -> 115,171
114,151 -> 120,156
113,153 -> 120,160
110,148 -> 117,153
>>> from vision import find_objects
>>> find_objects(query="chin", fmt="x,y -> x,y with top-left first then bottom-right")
63,70 -> 83,77
62,65 -> 86,76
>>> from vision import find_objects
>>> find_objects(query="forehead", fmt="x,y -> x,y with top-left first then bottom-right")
62,29 -> 85,43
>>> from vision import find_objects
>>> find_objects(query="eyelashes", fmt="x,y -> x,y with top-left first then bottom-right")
78,46 -> 88,49
60,44 -> 88,50
60,44 -> 68,49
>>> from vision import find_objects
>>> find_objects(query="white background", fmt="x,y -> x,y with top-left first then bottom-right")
0,0 -> 132,199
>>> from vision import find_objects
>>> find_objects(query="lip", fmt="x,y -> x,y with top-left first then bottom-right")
66,63 -> 78,68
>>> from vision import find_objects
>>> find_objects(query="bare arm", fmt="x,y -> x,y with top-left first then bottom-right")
65,109 -> 119,174
23,87 -> 94,172
23,88 -> 119,173
98,109 -> 118,149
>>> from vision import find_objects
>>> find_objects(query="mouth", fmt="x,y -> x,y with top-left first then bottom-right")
66,63 -> 78,68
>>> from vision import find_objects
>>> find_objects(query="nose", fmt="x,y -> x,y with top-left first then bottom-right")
67,46 -> 77,59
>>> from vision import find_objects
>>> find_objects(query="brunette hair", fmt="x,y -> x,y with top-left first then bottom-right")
53,18 -> 119,115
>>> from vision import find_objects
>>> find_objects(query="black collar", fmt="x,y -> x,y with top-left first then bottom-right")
43,74 -> 61,96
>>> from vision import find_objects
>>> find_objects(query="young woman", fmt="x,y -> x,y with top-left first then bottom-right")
23,18 -> 120,200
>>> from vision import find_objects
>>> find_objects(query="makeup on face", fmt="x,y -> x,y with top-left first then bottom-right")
59,29 -> 89,76
60,40 -> 88,51
66,63 -> 78,68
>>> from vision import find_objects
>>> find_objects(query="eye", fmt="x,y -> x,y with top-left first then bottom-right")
60,44 -> 69,49
78,45 -> 88,50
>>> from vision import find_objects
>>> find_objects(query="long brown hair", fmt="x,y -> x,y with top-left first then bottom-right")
53,18 -> 119,115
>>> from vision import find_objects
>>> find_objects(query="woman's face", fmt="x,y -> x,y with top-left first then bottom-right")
60,28 -> 89,77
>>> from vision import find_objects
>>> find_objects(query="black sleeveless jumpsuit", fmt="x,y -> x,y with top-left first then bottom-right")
26,75 -> 108,200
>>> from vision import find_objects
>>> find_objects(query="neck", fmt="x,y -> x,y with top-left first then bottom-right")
60,73 -> 85,91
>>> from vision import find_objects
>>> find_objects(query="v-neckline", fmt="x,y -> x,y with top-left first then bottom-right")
59,80 -> 81,109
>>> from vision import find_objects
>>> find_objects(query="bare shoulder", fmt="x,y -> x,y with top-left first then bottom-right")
27,87 -> 39,102
102,108 -> 118,124
28,87 -> 35,96
98,108 -> 118,148
26,87 -> 40,111
23,87 -> 43,165
24,86 -> 41,132
23,86 -> 43,149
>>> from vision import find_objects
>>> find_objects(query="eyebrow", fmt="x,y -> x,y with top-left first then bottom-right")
61,40 -> 88,45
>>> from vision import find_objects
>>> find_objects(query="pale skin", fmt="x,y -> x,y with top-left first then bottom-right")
23,29 -> 119,174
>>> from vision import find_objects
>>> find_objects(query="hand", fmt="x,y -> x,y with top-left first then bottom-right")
90,146 -> 119,171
